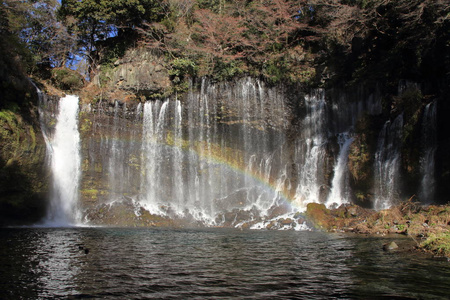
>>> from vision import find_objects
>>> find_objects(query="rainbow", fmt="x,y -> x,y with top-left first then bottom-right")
180,140 -> 303,212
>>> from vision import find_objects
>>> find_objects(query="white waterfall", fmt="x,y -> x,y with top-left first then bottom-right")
173,99 -> 184,213
64,76 -> 436,228
419,101 -> 437,203
373,114 -> 403,210
140,100 -> 170,215
136,82 -> 392,224
294,90 -> 328,209
326,133 -> 354,208
138,78 -> 291,226
45,95 -> 81,225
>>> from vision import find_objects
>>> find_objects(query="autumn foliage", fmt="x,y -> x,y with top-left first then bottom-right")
2,0 -> 449,85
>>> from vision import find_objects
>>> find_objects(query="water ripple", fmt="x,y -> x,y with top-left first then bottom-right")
1,228 -> 450,299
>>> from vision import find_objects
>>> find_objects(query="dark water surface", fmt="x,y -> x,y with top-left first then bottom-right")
1,228 -> 449,299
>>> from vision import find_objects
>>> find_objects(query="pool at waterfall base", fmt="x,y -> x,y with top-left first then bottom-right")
1,227 -> 449,299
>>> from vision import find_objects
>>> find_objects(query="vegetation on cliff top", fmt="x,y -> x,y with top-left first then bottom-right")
45,0 -> 450,92
2,0 -> 449,94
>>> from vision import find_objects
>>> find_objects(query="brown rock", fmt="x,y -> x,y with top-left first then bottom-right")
383,241 -> 399,251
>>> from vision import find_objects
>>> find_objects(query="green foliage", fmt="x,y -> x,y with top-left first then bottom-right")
396,87 -> 423,118
165,58 -> 198,94
98,37 -> 132,65
421,232 -> 450,257
196,0 -> 225,13
98,63 -> 115,88
263,58 -> 290,84
169,57 -> 198,80
212,58 -> 244,82
0,107 -> 48,225
51,67 -> 84,91
396,224 -> 405,231
161,18 -> 176,32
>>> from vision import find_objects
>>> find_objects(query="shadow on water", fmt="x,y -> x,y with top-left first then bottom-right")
1,227 -> 449,299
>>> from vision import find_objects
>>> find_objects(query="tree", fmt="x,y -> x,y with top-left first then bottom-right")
58,0 -> 164,75
1,0 -> 76,72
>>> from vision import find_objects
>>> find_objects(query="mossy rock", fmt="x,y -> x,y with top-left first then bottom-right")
347,114 -> 384,207
81,189 -> 99,201
0,106 -> 48,225
421,232 -> 450,258
305,203 -> 333,230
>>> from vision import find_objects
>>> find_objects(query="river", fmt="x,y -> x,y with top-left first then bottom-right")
1,228 -> 449,299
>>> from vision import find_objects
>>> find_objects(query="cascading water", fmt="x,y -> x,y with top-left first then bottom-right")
326,132 -> 354,208
373,114 -> 403,210
140,100 -> 172,215
77,76 -> 444,228
293,90 -> 328,209
139,79 -> 292,227
45,95 -> 81,225
136,81 -> 386,226
419,101 -> 437,203
33,84 -> 53,155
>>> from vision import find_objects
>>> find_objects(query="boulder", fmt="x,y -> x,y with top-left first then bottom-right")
383,241 -> 399,251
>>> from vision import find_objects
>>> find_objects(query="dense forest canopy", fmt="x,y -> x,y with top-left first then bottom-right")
1,0 -> 449,87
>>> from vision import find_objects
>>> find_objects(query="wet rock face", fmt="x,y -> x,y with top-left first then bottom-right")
77,78 -> 301,226
78,100 -> 144,208
34,75 -> 446,227
74,79 -> 396,227
0,91 -> 53,225
93,48 -> 171,96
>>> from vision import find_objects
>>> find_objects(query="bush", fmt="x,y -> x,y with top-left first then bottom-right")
51,67 -> 84,91
212,58 -> 244,82
169,58 -> 198,79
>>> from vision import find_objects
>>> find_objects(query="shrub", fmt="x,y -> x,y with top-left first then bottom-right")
51,67 -> 84,91
212,58 -> 244,82
169,58 -> 198,79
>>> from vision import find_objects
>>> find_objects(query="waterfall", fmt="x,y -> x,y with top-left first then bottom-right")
33,84 -> 53,156
126,80 -> 390,226
140,100 -> 171,215
75,77 -> 430,228
28,76 -> 448,229
173,99 -> 184,212
326,132 -> 354,208
45,95 -> 81,225
293,90 -> 328,209
373,114 -> 403,210
107,101 -> 129,199
138,78 -> 291,226
419,101 -> 437,203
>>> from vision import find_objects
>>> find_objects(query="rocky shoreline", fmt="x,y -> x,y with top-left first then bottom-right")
305,199 -> 450,258
79,193 -> 450,259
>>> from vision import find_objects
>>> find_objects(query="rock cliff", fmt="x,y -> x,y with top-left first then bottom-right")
91,48 -> 171,101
